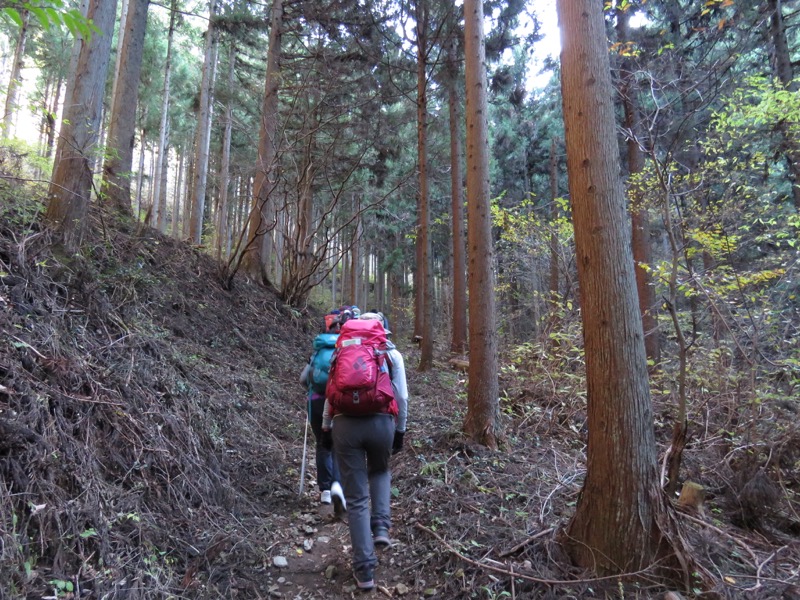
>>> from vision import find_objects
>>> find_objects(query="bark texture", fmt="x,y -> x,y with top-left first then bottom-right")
101,0 -> 150,212
189,0 -> 219,244
463,0 -> 499,449
415,0 -> 434,371
152,0 -> 177,233
45,0 -> 118,251
243,0 -> 282,280
447,40 -> 468,355
558,0 -> 672,574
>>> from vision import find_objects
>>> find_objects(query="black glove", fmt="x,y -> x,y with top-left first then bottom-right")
392,431 -> 405,454
321,429 -> 333,451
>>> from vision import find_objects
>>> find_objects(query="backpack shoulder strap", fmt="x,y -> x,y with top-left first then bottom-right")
378,345 -> 394,379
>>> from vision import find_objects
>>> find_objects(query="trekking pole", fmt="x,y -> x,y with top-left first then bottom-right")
298,399 -> 310,497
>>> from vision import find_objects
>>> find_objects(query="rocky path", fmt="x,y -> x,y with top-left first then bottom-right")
258,499 -> 417,599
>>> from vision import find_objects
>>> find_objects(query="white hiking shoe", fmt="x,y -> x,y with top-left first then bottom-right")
320,490 -> 332,505
330,481 -> 347,516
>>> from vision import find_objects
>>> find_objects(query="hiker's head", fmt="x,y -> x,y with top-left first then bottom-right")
360,312 -> 391,335
351,306 -> 361,318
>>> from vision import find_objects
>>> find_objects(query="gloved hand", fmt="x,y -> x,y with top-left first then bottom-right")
321,429 -> 333,451
392,430 -> 405,454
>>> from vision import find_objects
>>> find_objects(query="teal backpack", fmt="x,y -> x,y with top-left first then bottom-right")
308,333 -> 338,395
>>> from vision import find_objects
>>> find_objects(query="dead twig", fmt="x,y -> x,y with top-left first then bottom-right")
499,528 -> 555,558
745,545 -> 793,593
680,512 -> 759,567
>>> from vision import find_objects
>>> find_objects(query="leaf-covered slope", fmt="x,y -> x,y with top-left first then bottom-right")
0,200 -> 313,598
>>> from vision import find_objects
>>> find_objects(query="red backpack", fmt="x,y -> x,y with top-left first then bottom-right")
326,319 -> 398,416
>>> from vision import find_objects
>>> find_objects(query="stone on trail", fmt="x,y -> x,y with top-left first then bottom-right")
272,556 -> 288,568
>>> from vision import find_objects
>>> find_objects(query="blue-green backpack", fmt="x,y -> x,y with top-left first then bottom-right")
309,333 -> 338,395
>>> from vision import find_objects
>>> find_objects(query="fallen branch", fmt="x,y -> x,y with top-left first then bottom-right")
680,512 -> 759,566
414,522 -> 668,587
448,358 -> 469,372
499,528 -> 555,557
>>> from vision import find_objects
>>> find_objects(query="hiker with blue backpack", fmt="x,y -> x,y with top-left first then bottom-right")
299,310 -> 351,512
320,311 -> 409,591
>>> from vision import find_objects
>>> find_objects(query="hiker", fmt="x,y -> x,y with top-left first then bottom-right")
368,309 -> 390,335
320,312 -> 408,591
299,312 -> 348,512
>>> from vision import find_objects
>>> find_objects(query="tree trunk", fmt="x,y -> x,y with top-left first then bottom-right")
617,7 -> 660,365
44,73 -> 62,161
135,133 -> 146,217
463,0 -> 500,449
101,0 -> 150,212
183,148 -> 194,235
416,0 -> 434,371
558,0 -> 677,575
156,140 -> 169,231
280,127 -> 316,305
768,0 -> 800,210
376,248 -> 385,311
548,137 -> 561,338
146,142 -> 155,219
111,0 -> 130,104
331,247 -> 338,308
172,148 -> 184,238
243,0 -> 282,281
217,45 -> 236,262
152,0 -> 177,232
447,40 -> 468,354
3,9 -> 30,138
350,208 -> 362,306
189,0 -> 219,244
45,0 -> 119,251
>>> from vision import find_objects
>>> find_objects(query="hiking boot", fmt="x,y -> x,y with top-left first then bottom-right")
353,566 -> 375,591
373,526 -> 391,549
331,481 -> 347,516
320,490 -> 332,505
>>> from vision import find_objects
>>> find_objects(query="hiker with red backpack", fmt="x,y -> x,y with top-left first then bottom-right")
298,310 -> 352,511
320,312 -> 409,591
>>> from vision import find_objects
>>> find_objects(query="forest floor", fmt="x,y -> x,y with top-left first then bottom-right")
1,196 -> 799,600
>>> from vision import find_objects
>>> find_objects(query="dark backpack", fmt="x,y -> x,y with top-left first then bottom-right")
308,333 -> 338,395
324,312 -> 342,333
326,319 -> 397,416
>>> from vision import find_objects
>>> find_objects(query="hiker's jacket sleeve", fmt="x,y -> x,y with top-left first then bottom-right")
322,399 -> 332,430
388,348 -> 408,432
300,362 -> 310,388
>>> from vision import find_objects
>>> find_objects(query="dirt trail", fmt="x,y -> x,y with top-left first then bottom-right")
258,502 -> 395,598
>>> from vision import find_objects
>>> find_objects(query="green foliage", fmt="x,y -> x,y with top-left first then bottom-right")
506,315 -> 586,395
0,138 -> 51,177
624,68 -> 800,425
48,579 -> 74,596
710,74 -> 800,134
490,192 -> 574,340
2,1 -> 97,39
0,145 -> 48,237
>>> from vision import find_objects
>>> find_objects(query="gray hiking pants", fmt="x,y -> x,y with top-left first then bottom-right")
332,413 -> 395,571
